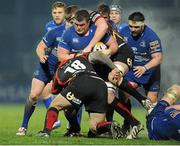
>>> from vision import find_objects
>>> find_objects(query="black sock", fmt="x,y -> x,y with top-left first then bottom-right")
64,107 -> 80,132
106,105 -> 114,122
118,79 -> 146,103
88,129 -> 97,138
118,90 -> 132,111
110,98 -> 138,125
96,121 -> 112,135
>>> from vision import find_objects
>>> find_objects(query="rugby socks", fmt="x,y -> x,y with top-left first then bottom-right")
43,96 -> 52,109
43,107 -> 59,134
106,106 -> 114,121
21,98 -> 37,128
119,97 -> 132,130
118,79 -> 146,103
88,121 -> 113,137
77,107 -> 83,126
64,108 -> 80,132
96,121 -> 112,134
110,98 -> 138,125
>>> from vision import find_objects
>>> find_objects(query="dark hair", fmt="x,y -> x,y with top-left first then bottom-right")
97,4 -> 110,15
65,5 -> 78,21
74,9 -> 90,22
128,12 -> 145,21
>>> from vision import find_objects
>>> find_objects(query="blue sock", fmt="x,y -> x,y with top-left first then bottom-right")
43,96 -> 52,109
77,107 -> 83,126
21,99 -> 36,129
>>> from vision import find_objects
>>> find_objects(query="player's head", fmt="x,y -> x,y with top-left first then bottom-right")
65,5 -> 79,28
128,12 -> 145,37
110,5 -> 122,25
97,4 -> 110,21
74,9 -> 90,35
51,1 -> 66,25
163,84 -> 180,104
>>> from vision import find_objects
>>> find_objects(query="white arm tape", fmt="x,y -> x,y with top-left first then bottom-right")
114,63 -> 125,76
106,81 -> 117,93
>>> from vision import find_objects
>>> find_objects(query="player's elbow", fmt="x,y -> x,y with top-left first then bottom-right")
158,53 -> 163,64
57,48 -> 70,61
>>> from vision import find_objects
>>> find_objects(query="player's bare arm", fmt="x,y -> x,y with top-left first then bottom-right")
36,40 -> 48,63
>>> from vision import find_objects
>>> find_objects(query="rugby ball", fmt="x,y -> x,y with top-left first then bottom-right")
93,42 -> 107,52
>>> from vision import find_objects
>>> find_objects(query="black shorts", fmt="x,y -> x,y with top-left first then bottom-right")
61,74 -> 108,113
111,43 -> 134,69
92,64 -> 111,81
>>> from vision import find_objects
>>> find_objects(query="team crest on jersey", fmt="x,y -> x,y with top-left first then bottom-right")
140,40 -> 146,47
72,38 -> 79,43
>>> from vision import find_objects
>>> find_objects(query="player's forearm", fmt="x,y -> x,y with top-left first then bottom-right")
144,53 -> 163,70
87,20 -> 108,50
36,40 -> 47,57
89,51 -> 116,69
168,105 -> 180,110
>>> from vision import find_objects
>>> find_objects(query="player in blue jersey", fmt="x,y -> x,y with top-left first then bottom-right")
45,1 -> 66,33
120,12 -> 163,103
147,84 -> 180,140
96,5 -> 156,139
110,4 -> 128,33
16,5 -> 78,136
119,11 -> 163,135
57,10 -> 118,60
42,1 -> 67,109
58,9 -> 146,139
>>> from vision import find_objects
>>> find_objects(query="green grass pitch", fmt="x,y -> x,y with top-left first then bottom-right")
0,104 -> 179,145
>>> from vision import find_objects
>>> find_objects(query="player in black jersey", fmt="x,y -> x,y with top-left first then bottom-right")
37,51 -> 124,138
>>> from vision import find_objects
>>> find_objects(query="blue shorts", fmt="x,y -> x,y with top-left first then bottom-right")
125,66 -> 160,92
146,100 -> 180,140
33,55 -> 58,84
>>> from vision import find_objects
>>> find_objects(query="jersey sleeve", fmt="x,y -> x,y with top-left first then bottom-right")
42,29 -> 55,47
90,11 -> 102,23
148,32 -> 162,54
101,33 -> 111,44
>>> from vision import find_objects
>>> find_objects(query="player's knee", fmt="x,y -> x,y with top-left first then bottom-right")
107,89 -> 115,104
89,120 -> 98,133
29,93 -> 39,101
89,124 -> 97,134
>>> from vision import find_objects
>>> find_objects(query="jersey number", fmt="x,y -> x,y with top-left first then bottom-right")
64,60 -> 86,73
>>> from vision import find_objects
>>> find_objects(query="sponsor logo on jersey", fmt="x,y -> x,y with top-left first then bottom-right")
149,40 -> 160,49
66,92 -> 74,100
56,37 -> 62,42
47,27 -> 52,32
72,38 -> 79,43
66,91 -> 82,105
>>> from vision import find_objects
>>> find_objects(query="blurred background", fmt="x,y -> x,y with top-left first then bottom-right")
0,0 -> 180,103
